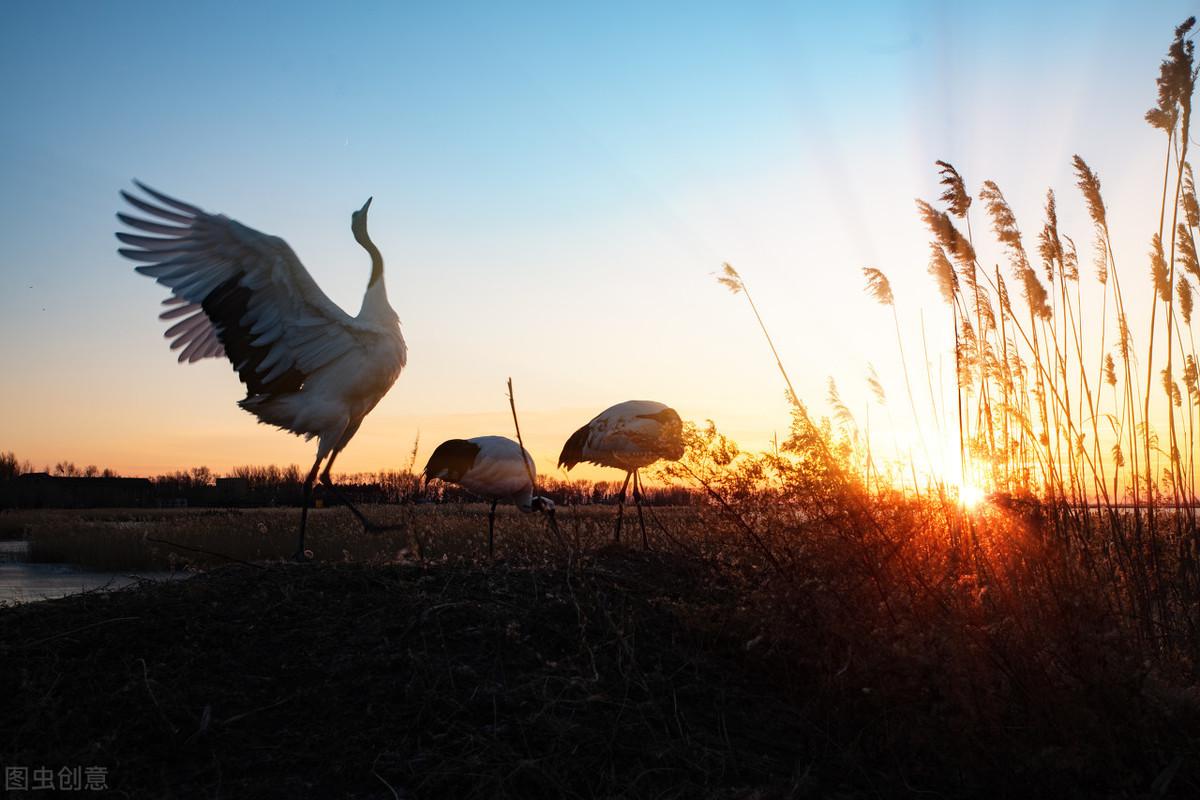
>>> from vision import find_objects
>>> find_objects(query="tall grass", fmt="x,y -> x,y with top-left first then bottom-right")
697,18 -> 1200,791
781,21 -> 1200,522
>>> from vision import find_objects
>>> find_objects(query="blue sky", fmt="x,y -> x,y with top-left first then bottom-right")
0,0 -> 1194,477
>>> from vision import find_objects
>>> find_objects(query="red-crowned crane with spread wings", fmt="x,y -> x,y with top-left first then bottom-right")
117,183 -> 407,560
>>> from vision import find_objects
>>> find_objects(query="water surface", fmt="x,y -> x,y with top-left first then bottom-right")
0,540 -> 179,604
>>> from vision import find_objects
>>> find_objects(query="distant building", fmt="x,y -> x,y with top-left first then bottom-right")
0,473 -> 155,509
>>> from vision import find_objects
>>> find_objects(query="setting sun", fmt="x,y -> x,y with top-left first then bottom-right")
957,482 -> 987,510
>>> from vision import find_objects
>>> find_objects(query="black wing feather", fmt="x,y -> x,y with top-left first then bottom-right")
424,439 -> 482,482
202,277 -> 305,397
558,423 -> 590,470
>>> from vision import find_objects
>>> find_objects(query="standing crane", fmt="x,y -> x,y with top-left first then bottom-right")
116,182 -> 407,560
423,436 -> 558,557
558,400 -> 684,548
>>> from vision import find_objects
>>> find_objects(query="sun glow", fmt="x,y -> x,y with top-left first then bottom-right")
957,483 -> 986,510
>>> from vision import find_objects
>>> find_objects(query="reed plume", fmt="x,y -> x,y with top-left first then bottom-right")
1183,162 -> 1200,228
980,181 -> 1052,320
862,267 -> 895,306
1150,233 -> 1171,302
716,262 -> 745,295
1177,223 -> 1200,280
936,160 -> 972,218
1038,189 -> 1065,282
915,200 -> 976,265
867,364 -> 886,405
1145,16 -> 1196,131
1074,155 -> 1108,230
1118,312 -> 1132,361
1062,234 -> 1080,281
1178,276 -> 1194,325
928,245 -> 958,304
1093,245 -> 1109,285
827,377 -> 857,433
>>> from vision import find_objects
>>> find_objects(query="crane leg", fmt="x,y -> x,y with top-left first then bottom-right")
614,472 -> 631,543
633,470 -> 649,551
296,455 -> 323,561
320,451 -> 376,532
488,499 -> 498,558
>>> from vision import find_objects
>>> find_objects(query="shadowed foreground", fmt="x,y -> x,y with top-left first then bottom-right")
2,542 -> 1198,798
1,551 -> 808,799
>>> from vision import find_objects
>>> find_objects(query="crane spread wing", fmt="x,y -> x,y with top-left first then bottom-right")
117,182 -> 364,401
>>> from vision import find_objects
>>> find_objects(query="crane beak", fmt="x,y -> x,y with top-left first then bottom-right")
360,197 -> 373,214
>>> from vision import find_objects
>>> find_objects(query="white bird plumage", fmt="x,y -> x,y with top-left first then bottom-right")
558,400 -> 685,548
423,435 -> 557,556
116,182 -> 407,558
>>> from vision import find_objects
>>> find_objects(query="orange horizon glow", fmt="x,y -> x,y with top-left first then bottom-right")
1,403 -> 779,484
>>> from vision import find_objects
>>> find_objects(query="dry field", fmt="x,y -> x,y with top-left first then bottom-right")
0,504 -> 701,571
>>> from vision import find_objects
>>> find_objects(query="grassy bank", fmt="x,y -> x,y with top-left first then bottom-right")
1,552 -> 801,798
2,535 -> 1198,798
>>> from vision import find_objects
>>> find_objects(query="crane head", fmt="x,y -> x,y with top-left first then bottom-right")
351,196 -> 373,242
531,496 -> 564,547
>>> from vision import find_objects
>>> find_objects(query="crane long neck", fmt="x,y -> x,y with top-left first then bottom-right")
359,235 -> 384,287
355,229 -> 393,320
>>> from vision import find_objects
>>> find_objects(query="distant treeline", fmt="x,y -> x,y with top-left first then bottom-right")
0,453 -> 118,480
0,452 -> 698,509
